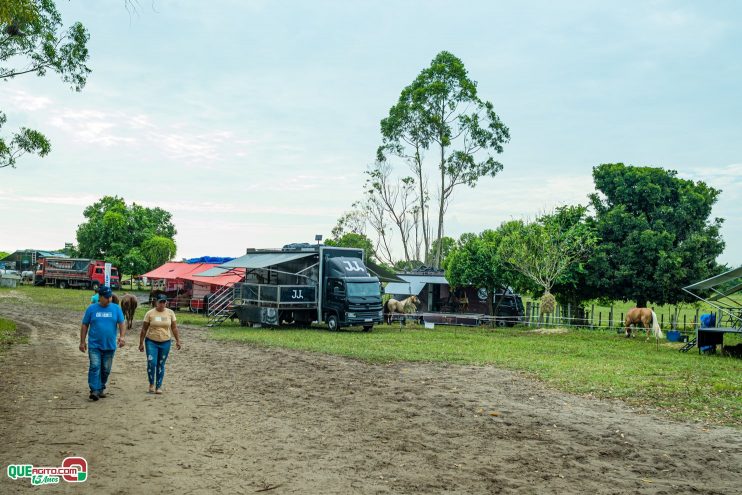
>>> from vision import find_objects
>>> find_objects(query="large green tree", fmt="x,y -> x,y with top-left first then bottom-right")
1,0 -> 90,169
76,196 -> 177,274
378,51 -> 510,268
325,232 -> 377,264
544,206 -> 599,312
427,236 -> 455,268
499,210 -> 596,301
587,163 -> 725,307
445,228 -> 523,316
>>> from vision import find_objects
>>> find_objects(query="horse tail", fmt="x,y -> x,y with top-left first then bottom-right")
651,310 -> 662,338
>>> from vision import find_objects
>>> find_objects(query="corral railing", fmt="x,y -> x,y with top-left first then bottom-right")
386,302 -> 728,334
519,302 -> 727,333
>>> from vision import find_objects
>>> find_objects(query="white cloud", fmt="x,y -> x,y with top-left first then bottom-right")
47,109 -> 135,146
4,89 -> 53,111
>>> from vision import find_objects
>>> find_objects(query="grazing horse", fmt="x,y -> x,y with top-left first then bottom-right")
120,293 -> 138,330
624,307 -> 663,339
384,295 -> 420,324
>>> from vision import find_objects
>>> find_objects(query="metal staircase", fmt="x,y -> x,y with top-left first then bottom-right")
207,283 -> 236,327
679,337 -> 697,352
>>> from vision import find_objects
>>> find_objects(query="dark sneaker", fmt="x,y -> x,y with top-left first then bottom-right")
89,391 -> 99,401
98,392 -> 107,398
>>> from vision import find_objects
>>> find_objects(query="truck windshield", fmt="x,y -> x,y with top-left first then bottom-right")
347,283 -> 379,298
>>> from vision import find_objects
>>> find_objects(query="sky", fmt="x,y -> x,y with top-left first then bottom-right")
1,0 -> 740,266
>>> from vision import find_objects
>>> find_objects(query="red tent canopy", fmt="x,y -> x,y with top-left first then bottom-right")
142,262 -> 218,280
179,269 -> 244,287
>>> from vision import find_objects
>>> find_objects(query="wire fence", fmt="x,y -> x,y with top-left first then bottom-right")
389,302 -> 725,333
518,302 -> 712,332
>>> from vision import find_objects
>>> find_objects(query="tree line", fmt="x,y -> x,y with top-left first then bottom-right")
447,164 -> 723,313
329,52 -> 725,311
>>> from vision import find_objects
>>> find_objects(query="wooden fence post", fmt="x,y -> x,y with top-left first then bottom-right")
591,304 -> 595,329
660,313 -> 664,329
598,312 -> 602,328
567,303 -> 571,327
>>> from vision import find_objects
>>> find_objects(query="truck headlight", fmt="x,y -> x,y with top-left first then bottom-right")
347,312 -> 356,318
378,310 -> 383,317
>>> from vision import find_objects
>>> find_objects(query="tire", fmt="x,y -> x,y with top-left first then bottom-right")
495,319 -> 507,327
58,280 -> 67,289
326,314 -> 339,332
362,325 -> 373,332
92,281 -> 99,290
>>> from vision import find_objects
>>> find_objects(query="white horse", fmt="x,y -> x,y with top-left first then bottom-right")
384,295 -> 420,324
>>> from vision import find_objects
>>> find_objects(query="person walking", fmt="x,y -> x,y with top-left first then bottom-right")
139,293 -> 181,394
80,286 -> 126,401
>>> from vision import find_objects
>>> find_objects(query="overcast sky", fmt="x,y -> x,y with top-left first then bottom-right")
1,0 -> 740,265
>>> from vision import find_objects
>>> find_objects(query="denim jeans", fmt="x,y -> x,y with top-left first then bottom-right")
88,348 -> 115,393
145,338 -> 172,389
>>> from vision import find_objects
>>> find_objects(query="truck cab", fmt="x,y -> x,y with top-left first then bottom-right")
321,253 -> 383,331
323,274 -> 383,331
493,289 -> 525,326
90,261 -> 120,289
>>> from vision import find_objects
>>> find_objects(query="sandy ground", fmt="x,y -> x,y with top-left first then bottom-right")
0,297 -> 741,494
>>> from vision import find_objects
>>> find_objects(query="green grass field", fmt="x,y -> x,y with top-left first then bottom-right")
0,316 -> 26,349
5,285 -> 741,425
211,324 -> 741,425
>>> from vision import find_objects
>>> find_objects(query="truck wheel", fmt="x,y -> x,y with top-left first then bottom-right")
58,280 -> 67,289
496,319 -> 507,327
362,325 -> 373,332
326,315 -> 339,332
92,281 -> 99,290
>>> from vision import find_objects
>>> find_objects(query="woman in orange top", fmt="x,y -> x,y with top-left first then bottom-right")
139,293 -> 182,394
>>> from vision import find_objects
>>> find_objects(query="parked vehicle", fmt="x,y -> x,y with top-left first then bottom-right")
34,258 -> 120,289
229,245 -> 383,331
492,289 -> 525,326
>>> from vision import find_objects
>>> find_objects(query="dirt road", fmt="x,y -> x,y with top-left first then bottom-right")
1,296 -> 740,494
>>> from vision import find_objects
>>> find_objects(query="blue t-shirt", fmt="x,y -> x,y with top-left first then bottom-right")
82,303 -> 124,350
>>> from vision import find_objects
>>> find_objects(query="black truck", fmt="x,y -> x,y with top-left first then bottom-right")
228,245 -> 383,331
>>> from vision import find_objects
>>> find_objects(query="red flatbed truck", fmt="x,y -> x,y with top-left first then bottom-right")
34,258 -> 120,289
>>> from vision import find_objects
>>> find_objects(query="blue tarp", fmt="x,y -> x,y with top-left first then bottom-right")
700,313 -> 716,328
185,256 -> 235,264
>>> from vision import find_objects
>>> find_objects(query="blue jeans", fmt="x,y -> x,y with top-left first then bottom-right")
88,348 -> 115,393
145,338 -> 171,389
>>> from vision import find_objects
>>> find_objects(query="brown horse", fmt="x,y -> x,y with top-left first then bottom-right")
624,307 -> 663,339
120,294 -> 138,330
384,295 -> 420,324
